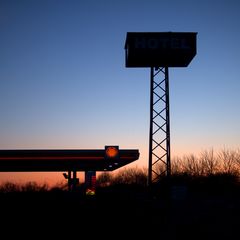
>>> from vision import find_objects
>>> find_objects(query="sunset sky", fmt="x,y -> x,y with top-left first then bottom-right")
0,0 -> 240,185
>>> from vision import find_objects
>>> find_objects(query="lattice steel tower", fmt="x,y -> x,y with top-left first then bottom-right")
125,32 -> 197,185
148,67 -> 171,183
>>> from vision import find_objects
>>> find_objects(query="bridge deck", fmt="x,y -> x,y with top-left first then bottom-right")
0,149 -> 140,172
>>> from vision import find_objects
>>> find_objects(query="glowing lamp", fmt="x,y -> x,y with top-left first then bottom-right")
105,146 -> 119,159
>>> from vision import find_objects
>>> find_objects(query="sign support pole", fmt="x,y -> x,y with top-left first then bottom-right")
148,67 -> 171,185
148,67 -> 154,185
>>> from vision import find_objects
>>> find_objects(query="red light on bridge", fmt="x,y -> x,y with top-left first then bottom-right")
105,146 -> 119,159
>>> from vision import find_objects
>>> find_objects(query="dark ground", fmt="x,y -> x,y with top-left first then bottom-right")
0,180 -> 239,239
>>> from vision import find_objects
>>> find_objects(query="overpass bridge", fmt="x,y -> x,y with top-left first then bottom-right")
0,146 -> 140,192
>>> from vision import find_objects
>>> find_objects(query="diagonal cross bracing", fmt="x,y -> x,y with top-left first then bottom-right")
148,67 -> 171,184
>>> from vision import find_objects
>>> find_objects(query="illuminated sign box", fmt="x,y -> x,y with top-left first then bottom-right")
125,32 -> 197,67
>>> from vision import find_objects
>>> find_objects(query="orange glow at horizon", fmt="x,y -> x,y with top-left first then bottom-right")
0,144 -> 238,187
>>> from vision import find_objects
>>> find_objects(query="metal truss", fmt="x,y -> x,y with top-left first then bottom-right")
148,67 -> 171,184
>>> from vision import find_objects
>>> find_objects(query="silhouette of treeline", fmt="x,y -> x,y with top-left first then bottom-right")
0,149 -> 239,239
98,148 -> 240,187
0,148 -> 239,193
0,147 -> 238,209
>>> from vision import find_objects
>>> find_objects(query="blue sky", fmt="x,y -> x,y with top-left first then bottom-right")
0,0 -> 240,184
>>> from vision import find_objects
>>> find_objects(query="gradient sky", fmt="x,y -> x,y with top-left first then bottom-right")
0,0 -> 240,185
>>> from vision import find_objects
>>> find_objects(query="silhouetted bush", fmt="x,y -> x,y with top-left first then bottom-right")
20,181 -> 49,192
98,166 -> 148,186
0,182 -> 21,193
171,148 -> 240,177
0,181 -> 67,193
96,172 -> 113,187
